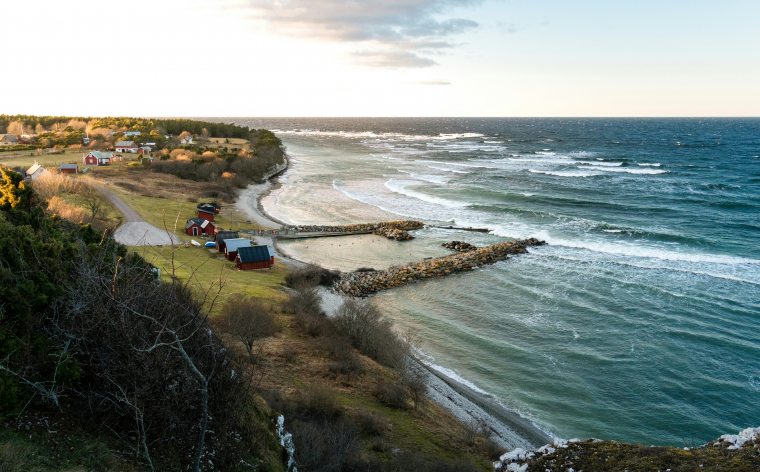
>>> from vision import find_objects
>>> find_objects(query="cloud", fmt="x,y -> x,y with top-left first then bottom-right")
229,0 -> 482,67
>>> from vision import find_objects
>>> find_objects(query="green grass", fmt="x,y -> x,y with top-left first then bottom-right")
0,149 -> 88,169
131,244 -> 288,315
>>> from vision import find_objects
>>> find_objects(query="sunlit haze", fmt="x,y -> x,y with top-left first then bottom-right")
3,0 -> 758,117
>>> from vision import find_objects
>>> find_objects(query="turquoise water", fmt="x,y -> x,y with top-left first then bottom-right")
231,118 -> 760,446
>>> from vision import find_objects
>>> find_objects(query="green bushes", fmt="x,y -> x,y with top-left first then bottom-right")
285,265 -> 341,288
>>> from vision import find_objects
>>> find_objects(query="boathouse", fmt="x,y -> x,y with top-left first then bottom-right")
185,218 -> 215,236
224,238 -> 252,261
196,202 -> 219,222
215,231 -> 239,252
60,163 -> 79,174
236,246 -> 274,270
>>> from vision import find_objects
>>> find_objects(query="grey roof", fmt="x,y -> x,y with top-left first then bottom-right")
237,246 -> 272,263
267,246 -> 274,257
215,231 -> 239,244
1,134 -> 18,143
115,141 -> 136,147
123,131 -> 141,136
185,218 -> 205,229
197,202 -> 219,211
85,151 -> 113,160
27,162 -> 44,175
60,163 -> 79,169
224,238 -> 252,253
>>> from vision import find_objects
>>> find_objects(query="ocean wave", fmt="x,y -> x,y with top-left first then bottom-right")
384,179 -> 468,208
638,163 -> 661,167
596,167 -> 668,175
532,232 -> 760,266
529,169 -> 601,177
273,129 -> 484,142
428,165 -> 471,174
579,161 -> 623,167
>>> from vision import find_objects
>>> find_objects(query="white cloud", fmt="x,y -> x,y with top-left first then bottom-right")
229,0 -> 482,67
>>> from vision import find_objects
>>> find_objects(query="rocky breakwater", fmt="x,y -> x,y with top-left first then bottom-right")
334,238 -> 546,297
442,241 -> 478,252
284,221 -> 423,241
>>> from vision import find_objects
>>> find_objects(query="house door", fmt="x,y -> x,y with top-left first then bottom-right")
193,227 -> 198,236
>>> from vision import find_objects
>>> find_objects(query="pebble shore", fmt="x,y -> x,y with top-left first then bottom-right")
334,238 -> 547,297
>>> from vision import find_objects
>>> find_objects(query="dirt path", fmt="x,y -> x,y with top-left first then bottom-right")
97,186 -> 180,246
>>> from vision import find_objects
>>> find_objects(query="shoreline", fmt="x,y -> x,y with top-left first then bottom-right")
233,152 -> 555,450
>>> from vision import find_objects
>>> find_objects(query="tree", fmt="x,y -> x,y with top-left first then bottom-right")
78,184 -> 108,223
6,121 -> 24,136
35,123 -> 45,134
201,128 -> 210,142
220,296 -> 278,364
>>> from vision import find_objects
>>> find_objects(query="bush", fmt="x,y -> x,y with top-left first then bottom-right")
285,265 -> 341,288
216,295 -> 279,364
290,418 -> 360,472
294,383 -> 343,421
333,299 -> 404,369
375,379 -> 409,409
355,409 -> 390,437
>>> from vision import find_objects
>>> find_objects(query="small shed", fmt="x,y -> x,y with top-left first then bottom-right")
224,238 -> 252,261
138,146 -> 151,155
236,246 -> 274,270
196,202 -> 220,222
60,163 -> 79,174
26,162 -> 48,181
214,231 -> 239,252
185,218 -> 215,236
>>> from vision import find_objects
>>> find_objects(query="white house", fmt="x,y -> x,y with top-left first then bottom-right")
83,151 -> 116,166
180,135 -> 193,145
26,162 -> 49,180
0,134 -> 18,146
115,140 -> 139,153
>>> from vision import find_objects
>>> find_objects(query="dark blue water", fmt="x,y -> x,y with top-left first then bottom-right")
226,117 -> 760,445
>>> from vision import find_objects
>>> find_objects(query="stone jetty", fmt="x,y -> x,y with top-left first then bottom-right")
334,238 -> 546,297
442,241 -> 478,252
284,221 -> 423,240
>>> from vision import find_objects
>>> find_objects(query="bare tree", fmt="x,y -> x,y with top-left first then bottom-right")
201,128 -> 210,143
78,184 -> 108,223
7,121 -> 24,136
220,296 -> 278,364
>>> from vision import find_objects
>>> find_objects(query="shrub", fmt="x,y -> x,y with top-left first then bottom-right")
285,265 -> 341,288
375,379 -> 409,409
294,383 -> 342,420
290,418 -> 360,472
355,409 -> 389,437
333,299 -> 404,369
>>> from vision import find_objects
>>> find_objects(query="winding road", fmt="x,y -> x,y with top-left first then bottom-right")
98,186 -> 180,246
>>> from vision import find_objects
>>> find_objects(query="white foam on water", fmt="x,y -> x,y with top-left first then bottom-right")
384,179 -> 468,208
529,169 -> 601,178
428,165 -> 471,174
579,161 -> 623,167
638,163 -> 662,167
596,167 -> 668,175
603,229 -> 623,233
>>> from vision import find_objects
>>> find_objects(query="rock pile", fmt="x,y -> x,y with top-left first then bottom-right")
335,238 -> 546,297
442,241 -> 478,252
284,221 -> 423,240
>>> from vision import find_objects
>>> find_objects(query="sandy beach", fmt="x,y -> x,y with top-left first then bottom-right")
232,156 -> 555,450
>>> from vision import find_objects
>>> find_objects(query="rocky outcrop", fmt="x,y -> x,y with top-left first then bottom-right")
334,238 -> 546,297
442,241 -> 478,252
284,221 -> 423,241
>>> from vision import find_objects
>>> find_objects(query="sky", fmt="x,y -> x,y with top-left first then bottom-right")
2,0 -> 759,117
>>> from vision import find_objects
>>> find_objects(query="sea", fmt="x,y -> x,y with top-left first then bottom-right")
229,117 -> 760,447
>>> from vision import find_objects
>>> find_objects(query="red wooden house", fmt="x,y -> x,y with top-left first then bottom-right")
185,218 -> 215,236
83,151 -> 115,166
196,202 -> 220,222
214,231 -> 239,252
236,246 -> 274,270
223,238 -> 252,261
